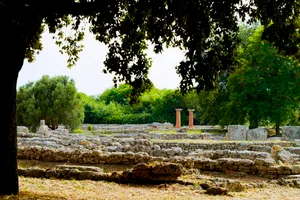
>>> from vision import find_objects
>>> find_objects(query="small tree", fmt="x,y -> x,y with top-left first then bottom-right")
16,75 -> 84,131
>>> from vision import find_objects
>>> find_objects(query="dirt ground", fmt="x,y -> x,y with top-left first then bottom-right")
1,160 -> 300,200
1,177 -> 300,200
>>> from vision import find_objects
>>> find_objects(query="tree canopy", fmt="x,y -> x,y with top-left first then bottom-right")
227,25 -> 300,131
3,0 -> 299,97
16,75 -> 84,131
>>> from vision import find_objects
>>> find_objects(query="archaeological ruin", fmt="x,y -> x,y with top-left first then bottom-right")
16,119 -> 300,195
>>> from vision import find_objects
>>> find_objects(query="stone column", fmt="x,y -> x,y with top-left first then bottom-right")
175,108 -> 182,128
188,109 -> 195,128
40,119 -> 45,126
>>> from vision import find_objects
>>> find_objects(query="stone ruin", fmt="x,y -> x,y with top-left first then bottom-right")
227,125 -> 300,142
16,122 -> 300,194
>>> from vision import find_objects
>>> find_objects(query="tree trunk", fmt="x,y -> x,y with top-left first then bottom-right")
0,23 -> 27,196
275,123 -> 280,136
249,119 -> 259,129
0,54 -> 24,195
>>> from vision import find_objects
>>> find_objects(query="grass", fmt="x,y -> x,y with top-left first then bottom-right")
149,128 -> 228,135
72,127 -> 227,136
149,129 -> 178,134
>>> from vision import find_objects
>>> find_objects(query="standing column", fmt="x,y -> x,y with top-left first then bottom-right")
175,108 -> 182,128
40,119 -> 45,126
188,109 -> 195,128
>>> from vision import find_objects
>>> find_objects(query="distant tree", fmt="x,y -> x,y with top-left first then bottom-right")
151,89 -> 187,125
227,26 -> 300,134
98,84 -> 133,105
183,74 -> 231,126
16,75 -> 84,131
78,92 -> 97,124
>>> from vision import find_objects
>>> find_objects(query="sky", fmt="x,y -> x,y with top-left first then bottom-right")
17,29 -> 186,96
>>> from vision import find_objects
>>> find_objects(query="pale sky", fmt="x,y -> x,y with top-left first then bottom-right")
17,29 -> 185,96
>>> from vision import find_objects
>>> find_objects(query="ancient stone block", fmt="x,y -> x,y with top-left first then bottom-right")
17,126 -> 29,133
292,165 -> 300,174
246,128 -> 267,141
271,145 -> 295,165
282,126 -> 300,141
227,125 -> 248,141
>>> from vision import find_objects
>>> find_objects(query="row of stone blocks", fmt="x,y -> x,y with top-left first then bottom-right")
18,146 -> 300,178
228,125 -> 300,141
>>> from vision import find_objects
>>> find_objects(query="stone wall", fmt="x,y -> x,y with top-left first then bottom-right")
17,146 -> 300,178
154,141 -> 294,152
16,124 -> 300,179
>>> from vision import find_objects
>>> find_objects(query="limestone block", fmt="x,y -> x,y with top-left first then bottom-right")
267,137 -> 282,141
17,126 -> 29,133
292,165 -> 300,174
282,126 -> 300,141
271,145 -> 295,165
247,128 -> 268,141
228,125 -> 248,141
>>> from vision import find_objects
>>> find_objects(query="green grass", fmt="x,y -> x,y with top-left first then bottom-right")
91,130 -> 115,135
149,128 -> 226,135
149,129 -> 177,134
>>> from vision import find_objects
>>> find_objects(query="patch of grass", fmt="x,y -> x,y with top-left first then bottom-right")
91,130 -> 115,135
73,128 -> 84,134
186,129 -> 202,134
204,129 -> 227,134
149,129 -> 177,134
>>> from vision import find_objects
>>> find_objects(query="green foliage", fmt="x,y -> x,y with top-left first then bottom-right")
227,26 -> 300,128
81,87 -> 192,125
73,128 -> 83,134
150,89 -> 187,125
182,73 -> 231,126
8,1 -> 299,102
16,75 -> 85,131
98,84 -> 132,105
87,124 -> 93,131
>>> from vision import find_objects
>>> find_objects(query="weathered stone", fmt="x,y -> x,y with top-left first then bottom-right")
256,165 -> 267,173
247,128 -> 268,141
267,166 -> 279,174
228,125 -> 248,141
130,162 -> 184,183
282,126 -> 300,141
17,126 -> 29,134
267,137 -> 283,141
266,128 -> 276,137
25,167 -> 46,177
153,144 -> 161,151
205,187 -> 228,195
225,180 -> 246,192
292,165 -> 300,174
278,166 -> 292,175
172,147 -> 183,155
254,158 -> 266,166
56,164 -> 103,172
294,139 -> 300,147
271,145 -> 295,165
